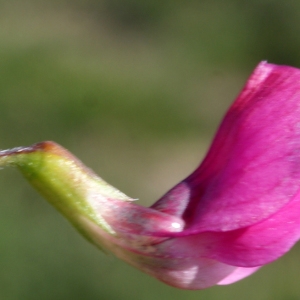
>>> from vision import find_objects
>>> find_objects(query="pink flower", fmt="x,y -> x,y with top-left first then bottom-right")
1,62 -> 300,289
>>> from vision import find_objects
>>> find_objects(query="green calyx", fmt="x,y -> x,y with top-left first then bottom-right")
0,141 -> 132,240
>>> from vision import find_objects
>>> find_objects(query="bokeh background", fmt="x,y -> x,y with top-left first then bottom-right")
0,0 -> 300,299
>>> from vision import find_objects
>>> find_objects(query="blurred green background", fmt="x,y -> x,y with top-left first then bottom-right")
0,0 -> 300,299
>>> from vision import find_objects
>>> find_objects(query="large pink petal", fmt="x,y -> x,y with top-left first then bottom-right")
176,62 -> 300,232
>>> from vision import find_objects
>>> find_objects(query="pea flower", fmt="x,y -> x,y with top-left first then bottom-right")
1,61 -> 300,289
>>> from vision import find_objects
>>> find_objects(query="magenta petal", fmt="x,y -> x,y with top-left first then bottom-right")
217,267 -> 260,285
179,62 -> 300,232
96,62 -> 300,287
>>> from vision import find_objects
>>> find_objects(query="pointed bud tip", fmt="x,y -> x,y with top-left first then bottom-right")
0,141 -> 58,160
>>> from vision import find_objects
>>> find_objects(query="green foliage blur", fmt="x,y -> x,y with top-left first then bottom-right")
0,0 -> 300,299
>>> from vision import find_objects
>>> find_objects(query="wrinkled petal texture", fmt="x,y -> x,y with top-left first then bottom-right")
148,62 -> 300,271
181,62 -> 300,233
